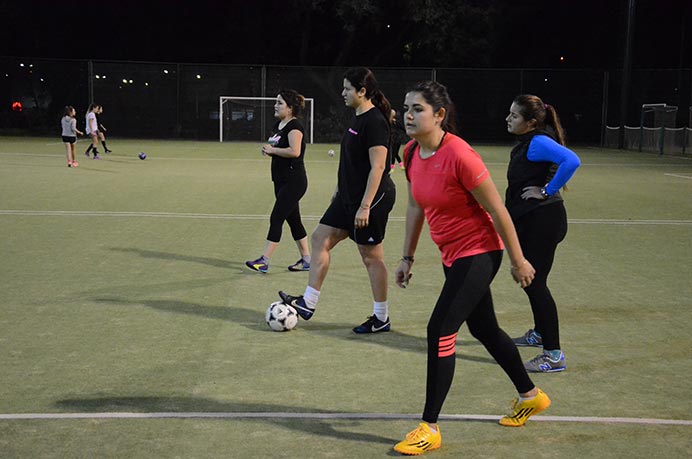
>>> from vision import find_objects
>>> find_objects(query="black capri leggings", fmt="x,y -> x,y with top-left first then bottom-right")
267,174 -> 308,243
423,250 -> 534,424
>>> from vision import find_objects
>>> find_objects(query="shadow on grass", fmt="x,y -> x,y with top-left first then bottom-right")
95,297 -> 268,331
110,247 -> 240,270
95,296 -> 496,364
54,396 -> 398,445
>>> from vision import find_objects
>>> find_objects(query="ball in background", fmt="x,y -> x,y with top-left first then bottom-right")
138,152 -> 147,160
327,149 -> 335,157
265,301 -> 298,331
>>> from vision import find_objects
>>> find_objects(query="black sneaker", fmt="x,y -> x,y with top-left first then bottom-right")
353,315 -> 391,334
278,290 -> 314,320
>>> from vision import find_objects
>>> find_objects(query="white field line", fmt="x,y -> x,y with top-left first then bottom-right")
0,411 -> 690,426
1,210 -> 692,226
664,173 -> 692,180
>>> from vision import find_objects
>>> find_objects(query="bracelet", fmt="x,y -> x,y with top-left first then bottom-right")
401,256 -> 414,264
511,259 -> 527,270
540,187 -> 550,199
360,204 -> 370,210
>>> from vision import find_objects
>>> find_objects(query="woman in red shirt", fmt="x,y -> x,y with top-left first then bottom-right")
392,81 -> 550,456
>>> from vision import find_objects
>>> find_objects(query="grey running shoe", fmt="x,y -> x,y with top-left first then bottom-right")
524,351 -> 566,373
513,329 -> 543,347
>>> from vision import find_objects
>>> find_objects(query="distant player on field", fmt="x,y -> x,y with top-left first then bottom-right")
95,105 -> 113,153
61,105 -> 83,167
84,103 -> 101,159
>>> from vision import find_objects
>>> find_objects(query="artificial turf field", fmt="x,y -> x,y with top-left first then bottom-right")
0,136 -> 690,458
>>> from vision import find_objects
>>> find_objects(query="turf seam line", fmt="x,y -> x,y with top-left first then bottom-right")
1,210 -> 691,226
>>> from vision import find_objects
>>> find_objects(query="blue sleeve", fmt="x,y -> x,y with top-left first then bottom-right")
527,135 -> 581,196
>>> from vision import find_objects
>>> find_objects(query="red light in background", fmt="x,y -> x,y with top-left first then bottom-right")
12,101 -> 23,112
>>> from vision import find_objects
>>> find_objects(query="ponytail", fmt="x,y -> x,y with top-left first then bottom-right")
544,104 -> 566,146
372,90 -> 392,123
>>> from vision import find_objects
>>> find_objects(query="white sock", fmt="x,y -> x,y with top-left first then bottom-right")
302,254 -> 311,264
303,286 -> 320,310
373,301 -> 388,322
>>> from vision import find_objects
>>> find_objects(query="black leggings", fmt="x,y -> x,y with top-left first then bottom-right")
514,202 -> 568,351
267,174 -> 308,243
423,251 -> 534,424
390,142 -> 402,164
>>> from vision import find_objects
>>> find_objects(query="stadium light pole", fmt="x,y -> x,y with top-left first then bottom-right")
618,0 -> 636,149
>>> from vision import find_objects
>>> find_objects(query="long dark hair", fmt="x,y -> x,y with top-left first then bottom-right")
278,88 -> 305,118
403,80 -> 460,180
513,94 -> 566,145
342,67 -> 391,121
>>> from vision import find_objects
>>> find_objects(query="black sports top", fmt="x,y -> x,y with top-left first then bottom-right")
337,108 -> 392,206
268,118 -> 306,181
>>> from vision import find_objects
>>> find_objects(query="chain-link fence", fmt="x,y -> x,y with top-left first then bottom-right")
2,56 -> 690,146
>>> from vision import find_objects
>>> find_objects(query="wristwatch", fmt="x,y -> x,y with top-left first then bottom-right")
540,187 -> 550,199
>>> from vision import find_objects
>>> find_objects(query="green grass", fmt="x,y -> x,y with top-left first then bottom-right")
0,137 -> 691,458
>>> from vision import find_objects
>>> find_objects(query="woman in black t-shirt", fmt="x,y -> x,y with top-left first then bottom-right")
245,89 -> 310,274
279,67 -> 396,334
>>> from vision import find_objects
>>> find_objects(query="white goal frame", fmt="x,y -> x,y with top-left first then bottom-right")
219,96 -> 315,144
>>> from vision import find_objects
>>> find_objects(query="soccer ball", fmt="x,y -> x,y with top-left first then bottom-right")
138,152 -> 147,160
327,149 -> 335,157
265,301 -> 298,332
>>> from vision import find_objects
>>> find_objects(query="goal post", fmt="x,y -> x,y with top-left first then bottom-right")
219,96 -> 315,144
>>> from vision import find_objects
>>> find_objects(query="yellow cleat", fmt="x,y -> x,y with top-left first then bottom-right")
393,422 -> 441,455
499,388 -> 551,427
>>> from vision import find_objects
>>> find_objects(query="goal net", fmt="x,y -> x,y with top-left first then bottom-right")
219,96 -> 314,143
637,103 -> 678,153
605,103 -> 688,154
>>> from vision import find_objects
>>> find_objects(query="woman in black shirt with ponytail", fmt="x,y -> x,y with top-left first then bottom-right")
246,89 -> 311,274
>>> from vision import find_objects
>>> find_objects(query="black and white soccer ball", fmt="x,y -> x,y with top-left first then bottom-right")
265,301 -> 298,332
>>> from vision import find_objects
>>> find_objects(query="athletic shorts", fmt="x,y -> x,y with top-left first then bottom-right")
88,130 -> 99,137
62,136 -> 76,144
320,184 -> 395,245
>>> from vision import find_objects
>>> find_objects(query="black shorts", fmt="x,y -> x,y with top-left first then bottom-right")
320,182 -> 395,245
62,136 -> 76,144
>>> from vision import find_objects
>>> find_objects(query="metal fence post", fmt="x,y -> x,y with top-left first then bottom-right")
87,60 -> 93,103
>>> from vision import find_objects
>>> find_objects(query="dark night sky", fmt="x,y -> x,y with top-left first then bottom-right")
1,0 -> 690,69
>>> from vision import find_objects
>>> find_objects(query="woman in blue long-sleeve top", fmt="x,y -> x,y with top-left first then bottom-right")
505,94 -> 581,373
